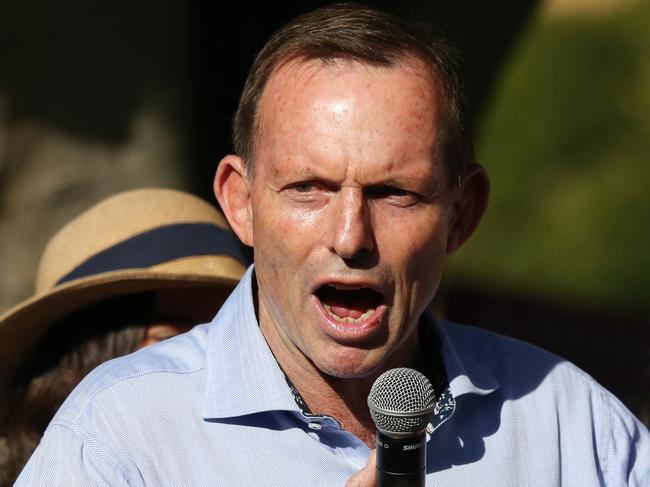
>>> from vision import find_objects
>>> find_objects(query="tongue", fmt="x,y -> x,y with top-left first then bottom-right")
323,292 -> 375,319
329,305 -> 364,319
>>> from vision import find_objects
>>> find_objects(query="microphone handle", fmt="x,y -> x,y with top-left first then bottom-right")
375,430 -> 426,487
377,471 -> 424,487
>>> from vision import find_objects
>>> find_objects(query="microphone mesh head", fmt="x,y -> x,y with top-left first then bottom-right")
367,367 -> 436,436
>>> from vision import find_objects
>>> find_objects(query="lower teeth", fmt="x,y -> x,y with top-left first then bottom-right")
323,304 -> 375,323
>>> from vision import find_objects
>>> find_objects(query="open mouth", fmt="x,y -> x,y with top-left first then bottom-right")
314,284 -> 384,323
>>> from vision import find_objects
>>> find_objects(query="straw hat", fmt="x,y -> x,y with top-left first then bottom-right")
0,188 -> 248,384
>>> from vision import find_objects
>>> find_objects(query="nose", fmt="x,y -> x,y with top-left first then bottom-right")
330,188 -> 375,261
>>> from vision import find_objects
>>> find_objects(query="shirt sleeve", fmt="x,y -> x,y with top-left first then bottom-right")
601,391 -> 650,486
14,422 -> 130,487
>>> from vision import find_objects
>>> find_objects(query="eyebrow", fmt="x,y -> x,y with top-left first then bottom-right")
275,159 -> 444,192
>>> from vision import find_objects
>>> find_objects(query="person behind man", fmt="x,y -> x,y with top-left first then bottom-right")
0,188 -> 247,485
15,5 -> 649,486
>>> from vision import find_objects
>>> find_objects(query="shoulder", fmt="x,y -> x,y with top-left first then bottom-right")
438,320 -> 565,364
21,323 -> 219,483
52,322 -> 211,429
438,319 -> 589,387
438,320 -> 650,483
436,320 -> 641,426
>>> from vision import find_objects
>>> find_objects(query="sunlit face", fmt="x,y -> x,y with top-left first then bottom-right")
234,59 -> 461,379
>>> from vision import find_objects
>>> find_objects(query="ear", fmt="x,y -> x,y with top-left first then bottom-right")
214,155 -> 254,247
446,163 -> 490,254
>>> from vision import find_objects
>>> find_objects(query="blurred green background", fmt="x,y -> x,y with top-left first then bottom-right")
450,0 -> 650,315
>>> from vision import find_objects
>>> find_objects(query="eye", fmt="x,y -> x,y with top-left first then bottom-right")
366,185 -> 416,200
285,180 -> 334,196
291,182 -> 316,193
282,181 -> 323,202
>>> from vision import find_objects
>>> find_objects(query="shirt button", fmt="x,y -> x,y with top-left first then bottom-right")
307,422 -> 322,430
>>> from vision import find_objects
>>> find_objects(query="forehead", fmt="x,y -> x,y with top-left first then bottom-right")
259,56 -> 439,123
255,58 -> 443,173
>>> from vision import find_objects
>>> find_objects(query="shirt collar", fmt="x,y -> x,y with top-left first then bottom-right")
202,266 -> 301,419
433,317 -> 500,398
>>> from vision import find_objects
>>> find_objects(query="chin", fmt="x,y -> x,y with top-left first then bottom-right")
313,348 -> 386,379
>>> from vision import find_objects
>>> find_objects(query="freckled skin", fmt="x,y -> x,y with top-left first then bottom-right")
249,58 -> 457,380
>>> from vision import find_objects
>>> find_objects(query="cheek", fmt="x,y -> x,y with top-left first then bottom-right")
253,194 -> 325,261
251,194 -> 324,304
410,225 -> 448,301
376,209 -> 449,265
375,209 -> 449,307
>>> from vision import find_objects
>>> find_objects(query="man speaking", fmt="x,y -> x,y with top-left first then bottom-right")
16,4 -> 649,486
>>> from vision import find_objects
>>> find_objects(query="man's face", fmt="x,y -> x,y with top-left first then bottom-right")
228,58 -> 462,379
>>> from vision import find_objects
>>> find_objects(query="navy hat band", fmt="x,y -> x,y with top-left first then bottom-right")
56,223 -> 248,286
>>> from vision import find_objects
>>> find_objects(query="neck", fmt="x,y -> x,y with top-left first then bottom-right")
258,319 -> 422,447
282,358 -> 380,445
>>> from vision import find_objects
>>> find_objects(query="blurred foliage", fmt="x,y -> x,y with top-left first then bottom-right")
449,0 -> 650,312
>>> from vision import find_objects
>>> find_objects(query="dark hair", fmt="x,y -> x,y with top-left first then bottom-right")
0,294 -> 153,485
233,3 -> 475,183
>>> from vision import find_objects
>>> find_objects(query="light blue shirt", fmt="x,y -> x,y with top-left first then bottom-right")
17,267 -> 649,486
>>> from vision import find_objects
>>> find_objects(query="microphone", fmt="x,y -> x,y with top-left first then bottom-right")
367,368 -> 436,487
